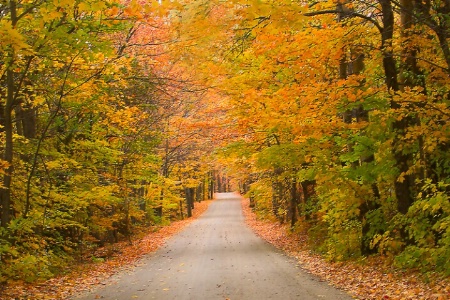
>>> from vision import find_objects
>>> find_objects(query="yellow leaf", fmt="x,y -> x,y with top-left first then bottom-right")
78,2 -> 90,11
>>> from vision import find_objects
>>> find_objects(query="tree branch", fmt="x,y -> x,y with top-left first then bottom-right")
303,10 -> 383,33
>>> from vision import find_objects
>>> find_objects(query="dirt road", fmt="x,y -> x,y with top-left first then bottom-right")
73,193 -> 352,300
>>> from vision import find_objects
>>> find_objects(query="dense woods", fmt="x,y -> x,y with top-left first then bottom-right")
211,0 -> 450,276
1,0 -> 450,289
0,0 -> 221,284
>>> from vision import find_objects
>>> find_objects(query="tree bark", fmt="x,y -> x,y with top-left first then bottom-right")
288,178 -> 298,229
209,171 -> 214,199
1,73 -> 14,227
380,0 -> 415,214
413,0 -> 450,72
185,188 -> 193,218
1,0 -> 18,228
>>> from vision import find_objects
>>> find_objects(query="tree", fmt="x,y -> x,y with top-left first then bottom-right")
189,0 -> 450,273
0,0 -> 222,284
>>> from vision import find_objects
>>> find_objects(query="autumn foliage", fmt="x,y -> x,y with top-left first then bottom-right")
1,0 -> 450,295
0,0 -> 215,286
242,196 -> 450,299
202,0 -> 450,278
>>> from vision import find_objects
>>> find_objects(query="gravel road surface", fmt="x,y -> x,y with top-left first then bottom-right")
73,193 -> 352,300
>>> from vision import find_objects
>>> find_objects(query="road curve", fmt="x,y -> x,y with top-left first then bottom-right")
73,193 -> 352,300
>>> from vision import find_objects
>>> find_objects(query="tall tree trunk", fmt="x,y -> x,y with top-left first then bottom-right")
185,187 -> 193,218
1,0 -> 18,228
217,173 -> 222,193
288,178 -> 298,229
1,74 -> 14,227
271,168 -> 284,222
413,1 -> 450,184
15,81 -> 37,139
190,187 -> 195,210
380,0 -> 415,214
209,171 -> 214,199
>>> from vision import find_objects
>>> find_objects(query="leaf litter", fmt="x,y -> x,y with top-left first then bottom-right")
241,197 -> 450,300
0,200 -> 213,300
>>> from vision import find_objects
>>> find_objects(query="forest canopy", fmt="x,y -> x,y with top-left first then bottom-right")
1,0 -> 450,285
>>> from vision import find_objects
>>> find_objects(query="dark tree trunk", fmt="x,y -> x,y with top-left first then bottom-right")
203,177 -> 208,200
0,0 -> 18,228
271,168 -> 284,222
185,188 -> 193,218
288,178 -> 299,229
209,171 -> 214,199
15,101 -> 37,139
413,0 -> 450,72
380,0 -> 415,214
217,174 -> 222,193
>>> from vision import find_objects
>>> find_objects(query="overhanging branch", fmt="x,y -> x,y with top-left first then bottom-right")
303,10 -> 383,33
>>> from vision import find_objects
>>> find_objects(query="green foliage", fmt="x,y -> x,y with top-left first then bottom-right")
0,0 -> 214,284
326,219 -> 362,261
246,178 -> 274,220
256,144 -> 305,170
0,219 -> 74,283
208,0 -> 450,278
393,181 -> 450,274
314,177 -> 364,260
2,0 -> 450,285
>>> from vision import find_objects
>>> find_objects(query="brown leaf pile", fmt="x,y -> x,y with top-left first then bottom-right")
241,197 -> 450,300
0,199 -> 213,300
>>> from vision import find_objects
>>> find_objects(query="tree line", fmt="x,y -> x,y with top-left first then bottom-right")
200,0 -> 450,275
0,0 -> 218,284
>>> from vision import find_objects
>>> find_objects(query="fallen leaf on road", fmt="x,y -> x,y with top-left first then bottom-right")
241,197 -> 450,300
0,200 -> 213,299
